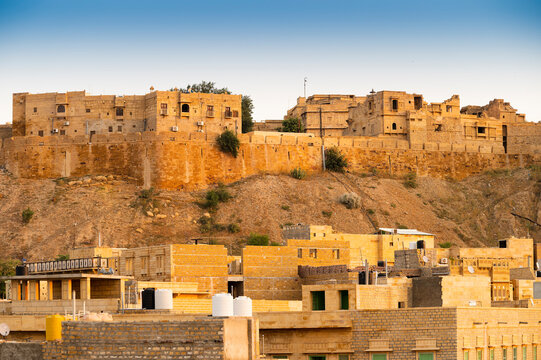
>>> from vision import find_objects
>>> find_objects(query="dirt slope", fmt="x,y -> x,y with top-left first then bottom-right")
0,168 -> 539,260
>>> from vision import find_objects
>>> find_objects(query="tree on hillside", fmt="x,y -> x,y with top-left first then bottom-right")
170,81 -> 254,133
241,96 -> 254,133
0,259 -> 20,298
280,117 -> 303,133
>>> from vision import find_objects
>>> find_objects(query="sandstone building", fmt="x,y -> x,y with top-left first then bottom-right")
12,90 -> 242,138
285,94 -> 365,136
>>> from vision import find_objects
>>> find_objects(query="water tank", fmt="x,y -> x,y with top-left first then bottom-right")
46,315 -> 64,341
233,296 -> 252,317
212,293 -> 233,317
15,265 -> 28,276
154,289 -> 173,310
142,288 -> 155,310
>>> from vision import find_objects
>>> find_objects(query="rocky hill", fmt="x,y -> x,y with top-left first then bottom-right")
0,167 -> 539,261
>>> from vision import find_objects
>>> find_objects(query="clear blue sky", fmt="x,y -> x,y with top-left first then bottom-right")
1,0 -> 540,122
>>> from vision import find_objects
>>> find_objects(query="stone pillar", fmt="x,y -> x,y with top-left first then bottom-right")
80,278 -> 91,300
10,280 -> 18,301
61,279 -> 72,300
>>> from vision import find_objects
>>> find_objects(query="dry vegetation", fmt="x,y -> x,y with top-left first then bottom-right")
0,167 -> 539,260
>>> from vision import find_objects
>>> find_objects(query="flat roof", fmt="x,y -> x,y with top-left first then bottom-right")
378,228 -> 434,236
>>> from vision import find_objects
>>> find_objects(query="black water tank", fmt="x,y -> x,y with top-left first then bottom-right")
15,265 -> 28,276
142,288 -> 155,309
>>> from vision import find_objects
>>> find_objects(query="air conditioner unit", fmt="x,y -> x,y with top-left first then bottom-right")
440,258 -> 448,264
171,126 -> 178,132
52,128 -> 59,134
64,121 -> 70,126
197,121 -> 204,126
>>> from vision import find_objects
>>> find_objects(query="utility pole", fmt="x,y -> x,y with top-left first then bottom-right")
303,77 -> 307,98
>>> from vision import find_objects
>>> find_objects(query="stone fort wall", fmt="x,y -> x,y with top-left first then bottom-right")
1,132 -> 541,191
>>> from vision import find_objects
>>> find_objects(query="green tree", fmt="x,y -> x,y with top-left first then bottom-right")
216,130 -> 240,158
241,96 -> 254,133
280,117 -> 303,132
325,147 -> 348,173
247,233 -> 270,246
0,259 -> 20,298
173,81 -> 230,94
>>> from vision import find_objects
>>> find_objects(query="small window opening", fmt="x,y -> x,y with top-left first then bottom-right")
60,130 -> 66,135
309,249 -> 317,258
38,130 -> 44,137
392,99 -> 398,111
117,126 -> 122,132
108,126 -> 113,132
86,108 -> 90,113
311,291 -> 325,311
339,290 -> 349,310
392,123 -> 397,130
298,249 -> 302,258
33,107 -> 37,113
57,105 -> 65,113
181,104 -> 190,112
414,96 -> 422,110
435,124 -> 442,132
477,126 -> 486,134
333,249 -> 340,259
116,108 -> 124,116
446,105 -> 452,112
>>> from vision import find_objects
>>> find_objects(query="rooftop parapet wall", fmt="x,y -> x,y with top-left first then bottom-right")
1,131 -> 541,190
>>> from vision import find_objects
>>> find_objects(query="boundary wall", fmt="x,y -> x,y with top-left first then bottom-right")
2,132 -> 540,190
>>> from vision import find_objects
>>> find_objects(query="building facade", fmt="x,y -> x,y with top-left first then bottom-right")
12,90 -> 242,138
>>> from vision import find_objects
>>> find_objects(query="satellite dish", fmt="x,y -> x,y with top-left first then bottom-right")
0,323 -> 10,337
423,256 -> 429,263
467,266 -> 475,274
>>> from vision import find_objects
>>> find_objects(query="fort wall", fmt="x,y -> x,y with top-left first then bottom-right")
1,132 -> 541,190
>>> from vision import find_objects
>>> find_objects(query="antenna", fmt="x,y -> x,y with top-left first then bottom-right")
0,323 -> 10,337
304,77 -> 307,98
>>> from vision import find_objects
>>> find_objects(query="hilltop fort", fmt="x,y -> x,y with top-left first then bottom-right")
1,89 -> 540,190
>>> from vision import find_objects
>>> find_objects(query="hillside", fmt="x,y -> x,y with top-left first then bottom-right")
0,167 -> 539,261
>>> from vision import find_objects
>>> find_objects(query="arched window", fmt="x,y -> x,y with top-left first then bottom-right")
57,105 -> 65,113
392,123 -> 397,130
181,104 -> 190,113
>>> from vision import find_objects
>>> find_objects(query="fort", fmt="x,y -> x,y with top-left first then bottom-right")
1,89 -> 541,190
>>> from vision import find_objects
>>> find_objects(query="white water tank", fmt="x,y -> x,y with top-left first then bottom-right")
233,296 -> 252,317
154,289 -> 173,310
212,293 -> 234,317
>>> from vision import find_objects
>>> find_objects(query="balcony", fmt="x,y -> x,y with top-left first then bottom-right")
225,110 -> 232,118
206,110 -> 214,117
160,109 -> 168,116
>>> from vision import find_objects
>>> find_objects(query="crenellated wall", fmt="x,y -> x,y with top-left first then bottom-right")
1,131 -> 541,190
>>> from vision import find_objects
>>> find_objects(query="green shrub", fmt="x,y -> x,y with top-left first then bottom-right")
439,241 -> 453,248
280,117 -> 303,132
290,167 -> 306,180
390,203 -> 396,208
202,185 -> 231,209
22,208 -> 34,224
198,216 -> 225,233
281,205 -> 290,211
367,209 -> 375,215
55,254 -> 69,261
325,147 -> 348,173
322,210 -> 332,218
270,241 -> 281,246
0,259 -> 20,298
216,130 -> 240,158
227,223 -> 241,233
340,192 -> 360,209
397,224 -> 408,229
403,172 -> 418,188
247,233 -> 269,246
139,187 -> 155,199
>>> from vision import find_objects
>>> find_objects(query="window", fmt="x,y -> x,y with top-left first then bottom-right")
311,291 -> 325,311
141,256 -> 149,274
333,249 -> 340,259
446,105 -> 452,112
33,107 -> 37,113
86,108 -> 91,113
419,353 -> 434,360
373,354 -> 387,360
514,348 -> 517,360
156,255 -> 164,271
297,248 -> 302,258
392,123 -> 397,130
339,290 -> 349,310
490,349 -> 494,360
503,349 -> 507,360
60,130 -> 66,135
309,249 -> 317,258
57,105 -> 65,113
533,346 -> 537,360
477,127 -> 486,134
117,126 -> 122,132
108,126 -> 113,132
465,350 -> 469,360
161,103 -> 167,110
125,258 -> 133,275
116,108 -> 123,116
181,104 -> 190,112
38,130 -> 44,137
309,357 -> 326,360
233,110 -> 239,117
206,105 -> 214,117
398,301 -> 405,308
392,99 -> 398,111
273,356 -> 288,359
523,347 -> 527,360
225,106 -> 232,117
477,349 -> 483,360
